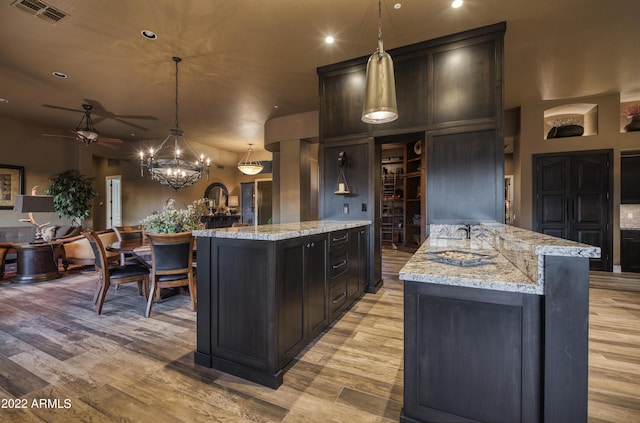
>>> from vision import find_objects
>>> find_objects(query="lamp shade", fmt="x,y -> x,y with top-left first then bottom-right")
361,50 -> 398,124
227,195 -> 239,207
13,195 -> 56,213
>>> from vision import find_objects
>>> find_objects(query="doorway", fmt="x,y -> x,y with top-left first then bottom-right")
256,179 -> 273,225
106,175 -> 122,228
533,149 -> 613,271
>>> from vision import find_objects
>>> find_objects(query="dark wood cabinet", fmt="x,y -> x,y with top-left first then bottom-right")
621,230 -> 640,273
621,154 -> 640,204
200,214 -> 241,229
195,225 -> 367,389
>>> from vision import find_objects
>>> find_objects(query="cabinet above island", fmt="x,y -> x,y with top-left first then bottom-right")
193,220 -> 370,389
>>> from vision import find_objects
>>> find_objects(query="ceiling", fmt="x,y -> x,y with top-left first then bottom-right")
1,0 -> 638,158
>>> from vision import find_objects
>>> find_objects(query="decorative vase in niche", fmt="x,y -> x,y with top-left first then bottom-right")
547,124 -> 584,139
624,115 -> 640,132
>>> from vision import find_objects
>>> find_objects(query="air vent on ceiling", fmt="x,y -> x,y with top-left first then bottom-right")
11,0 -> 67,24
107,159 -> 120,168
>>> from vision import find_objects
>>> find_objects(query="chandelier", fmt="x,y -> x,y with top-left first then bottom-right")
361,0 -> 398,124
140,56 -> 210,190
237,144 -> 264,175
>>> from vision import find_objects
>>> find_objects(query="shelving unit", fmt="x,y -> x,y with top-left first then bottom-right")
381,138 -> 424,251
381,159 -> 404,248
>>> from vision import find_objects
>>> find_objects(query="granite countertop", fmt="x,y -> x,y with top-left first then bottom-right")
400,223 -> 601,295
193,220 -> 371,241
399,237 -> 542,295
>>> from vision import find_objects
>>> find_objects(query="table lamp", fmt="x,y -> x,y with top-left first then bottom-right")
227,195 -> 239,215
13,186 -> 56,243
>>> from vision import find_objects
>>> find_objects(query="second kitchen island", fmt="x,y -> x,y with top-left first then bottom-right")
193,220 -> 370,388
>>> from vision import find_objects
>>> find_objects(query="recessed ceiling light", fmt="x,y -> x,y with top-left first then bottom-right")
52,71 -> 67,78
141,29 -> 157,40
325,35 -> 335,44
394,3 -> 402,9
451,0 -> 463,8
0,98 -> 8,104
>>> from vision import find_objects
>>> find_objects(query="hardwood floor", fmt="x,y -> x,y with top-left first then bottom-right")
0,250 -> 638,422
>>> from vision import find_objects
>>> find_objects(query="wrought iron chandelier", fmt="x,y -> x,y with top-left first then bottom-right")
140,56 -> 210,190
361,0 -> 398,124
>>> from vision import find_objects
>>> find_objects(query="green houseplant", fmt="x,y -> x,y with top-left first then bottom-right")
45,170 -> 98,227
141,198 -> 206,233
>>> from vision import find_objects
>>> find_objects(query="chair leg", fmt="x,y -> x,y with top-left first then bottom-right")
96,280 -> 111,315
137,280 -> 143,296
143,276 -> 149,300
189,277 -> 197,311
145,279 -> 156,318
93,278 -> 104,304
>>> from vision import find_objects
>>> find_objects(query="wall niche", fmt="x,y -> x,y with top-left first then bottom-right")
544,103 -> 598,140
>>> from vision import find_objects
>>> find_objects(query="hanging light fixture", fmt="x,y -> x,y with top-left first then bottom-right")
75,104 -> 99,143
361,0 -> 398,124
140,56 -> 210,190
237,143 -> 264,175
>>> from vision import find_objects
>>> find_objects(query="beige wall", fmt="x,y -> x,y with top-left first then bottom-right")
0,115 -> 271,231
515,92 -> 640,265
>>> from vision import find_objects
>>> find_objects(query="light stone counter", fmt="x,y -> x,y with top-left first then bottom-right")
399,223 -> 601,295
193,220 -> 371,241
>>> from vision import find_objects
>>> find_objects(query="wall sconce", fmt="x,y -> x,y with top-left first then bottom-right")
335,151 -> 351,195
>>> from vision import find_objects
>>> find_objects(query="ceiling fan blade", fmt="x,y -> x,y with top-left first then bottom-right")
42,104 -> 82,113
41,133 -> 79,140
96,141 -> 120,150
110,118 -> 150,131
98,137 -> 124,143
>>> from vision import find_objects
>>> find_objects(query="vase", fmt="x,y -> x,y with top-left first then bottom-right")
624,115 -> 640,132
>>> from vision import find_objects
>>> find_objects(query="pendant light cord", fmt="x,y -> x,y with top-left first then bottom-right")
173,56 -> 181,129
377,0 -> 384,55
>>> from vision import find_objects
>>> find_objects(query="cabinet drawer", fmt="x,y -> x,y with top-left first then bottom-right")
330,230 -> 349,250
329,279 -> 348,313
330,248 -> 349,280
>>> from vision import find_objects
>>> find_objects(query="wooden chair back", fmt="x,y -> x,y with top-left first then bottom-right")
146,232 -> 196,317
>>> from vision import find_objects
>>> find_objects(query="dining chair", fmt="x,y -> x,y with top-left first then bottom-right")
146,232 -> 196,318
82,229 -> 150,315
113,225 -> 145,265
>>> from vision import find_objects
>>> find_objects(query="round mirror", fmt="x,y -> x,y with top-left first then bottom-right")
204,182 -> 229,208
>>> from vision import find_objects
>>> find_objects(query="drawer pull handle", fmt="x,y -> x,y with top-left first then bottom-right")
332,260 -> 347,269
332,235 -> 348,243
332,292 -> 347,304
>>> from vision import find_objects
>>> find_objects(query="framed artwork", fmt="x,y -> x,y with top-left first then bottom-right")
0,164 -> 25,209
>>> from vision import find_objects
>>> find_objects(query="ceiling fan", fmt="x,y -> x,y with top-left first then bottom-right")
43,99 -> 158,131
42,104 -> 124,148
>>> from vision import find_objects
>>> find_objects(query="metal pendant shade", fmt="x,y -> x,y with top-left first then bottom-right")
361,0 -> 398,124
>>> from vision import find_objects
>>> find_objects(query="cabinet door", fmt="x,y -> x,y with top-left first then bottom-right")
621,231 -> 640,273
277,238 -> 306,367
305,234 -> 328,340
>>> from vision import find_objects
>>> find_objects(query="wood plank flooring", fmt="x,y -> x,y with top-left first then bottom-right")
0,250 -> 638,422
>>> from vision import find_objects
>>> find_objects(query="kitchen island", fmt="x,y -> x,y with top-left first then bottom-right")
193,220 -> 370,388
399,223 -> 600,423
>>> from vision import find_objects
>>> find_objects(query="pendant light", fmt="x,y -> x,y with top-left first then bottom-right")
361,0 -> 398,124
140,56 -> 210,190
237,143 -> 264,175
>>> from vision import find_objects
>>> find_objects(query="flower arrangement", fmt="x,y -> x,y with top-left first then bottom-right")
141,198 -> 206,233
623,103 -> 640,118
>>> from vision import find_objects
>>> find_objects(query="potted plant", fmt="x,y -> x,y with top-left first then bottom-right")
45,170 -> 98,227
141,198 -> 206,233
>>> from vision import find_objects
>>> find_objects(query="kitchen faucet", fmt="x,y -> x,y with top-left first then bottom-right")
458,223 -> 471,239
